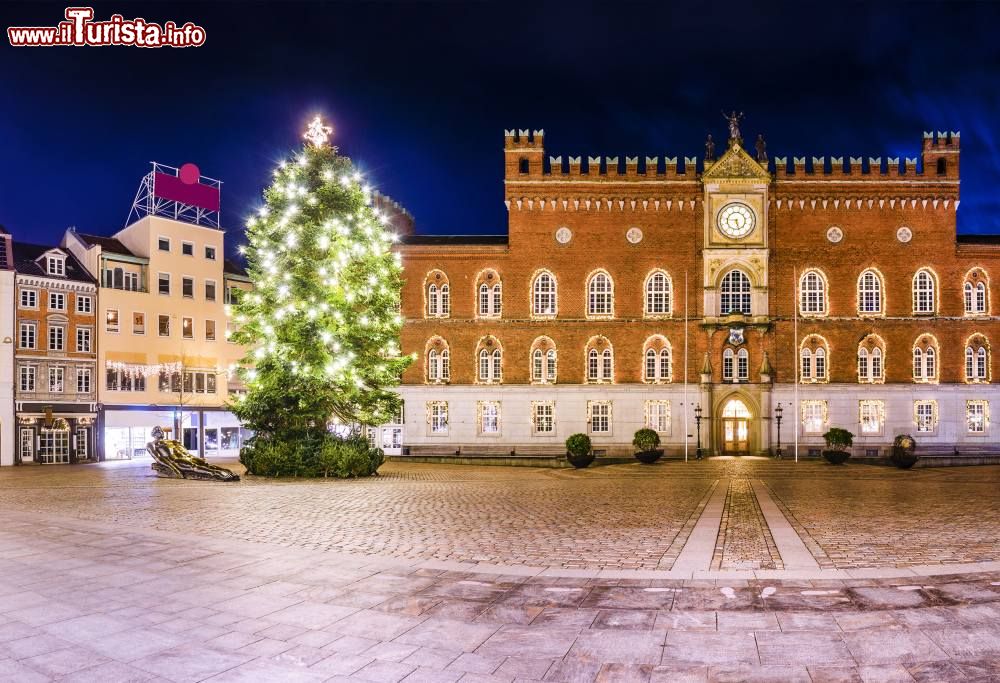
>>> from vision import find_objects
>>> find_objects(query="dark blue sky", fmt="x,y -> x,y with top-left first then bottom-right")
2,1 -> 1000,252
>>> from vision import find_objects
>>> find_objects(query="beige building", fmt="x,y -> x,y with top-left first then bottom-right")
63,216 -> 251,460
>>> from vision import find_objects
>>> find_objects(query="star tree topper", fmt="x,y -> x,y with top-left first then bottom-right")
303,115 -> 333,147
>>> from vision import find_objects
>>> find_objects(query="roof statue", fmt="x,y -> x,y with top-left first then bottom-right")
722,110 -> 744,145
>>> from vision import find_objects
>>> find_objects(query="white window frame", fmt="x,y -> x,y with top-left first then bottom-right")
799,270 -> 827,316
478,401 -> 501,436
19,365 -> 36,392
587,271 -> 614,318
858,270 -> 883,315
428,401 -> 449,436
801,400 -> 827,435
77,367 -> 92,394
157,236 -> 171,252
76,294 -> 93,314
644,270 -> 672,317
19,288 -> 37,310
48,325 -> 65,352
644,400 -> 671,435
859,400 -> 884,435
19,322 -> 37,349
588,401 -> 612,435
736,348 -> 749,381
967,400 -> 989,434
48,291 -> 66,311
181,241 -> 195,257
182,317 -> 194,340
912,269 -> 936,315
914,400 -> 937,434
182,276 -> 195,299
158,272 -> 170,296
532,271 -> 557,317
46,256 -> 66,276
76,327 -> 92,353
48,366 -> 64,393
532,401 -> 555,435
205,245 -> 217,260
719,270 -> 752,316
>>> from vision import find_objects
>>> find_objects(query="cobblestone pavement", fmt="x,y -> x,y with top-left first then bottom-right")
1,456 -> 998,572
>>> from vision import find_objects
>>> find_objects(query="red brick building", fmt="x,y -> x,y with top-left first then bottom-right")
394,127 -> 994,457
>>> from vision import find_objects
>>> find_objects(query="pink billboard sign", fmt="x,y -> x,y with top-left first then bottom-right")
153,166 -> 220,212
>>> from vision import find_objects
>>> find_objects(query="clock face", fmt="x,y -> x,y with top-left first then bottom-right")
717,202 -> 756,239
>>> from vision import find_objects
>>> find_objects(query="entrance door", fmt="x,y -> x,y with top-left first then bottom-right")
721,398 -> 752,455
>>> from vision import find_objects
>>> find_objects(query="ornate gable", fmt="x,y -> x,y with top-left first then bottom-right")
702,144 -> 770,183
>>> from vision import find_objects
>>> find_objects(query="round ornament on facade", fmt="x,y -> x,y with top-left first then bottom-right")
717,202 -> 756,239
897,226 -> 913,243
555,227 -> 572,244
626,227 -> 643,244
827,226 -> 844,243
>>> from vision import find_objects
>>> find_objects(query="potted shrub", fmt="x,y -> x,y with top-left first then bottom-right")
633,428 -> 663,464
565,433 -> 595,469
890,434 -> 919,469
821,427 -> 854,465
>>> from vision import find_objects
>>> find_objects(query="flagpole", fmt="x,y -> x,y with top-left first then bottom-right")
793,267 -> 799,463
684,270 -> 689,463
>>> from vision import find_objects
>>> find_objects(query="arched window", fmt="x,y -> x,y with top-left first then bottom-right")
587,271 -> 614,317
644,270 -> 672,316
723,348 -> 735,381
476,270 -> 502,317
736,348 -> 749,381
964,270 -> 989,315
799,338 -> 828,383
531,339 -> 558,384
912,335 -> 938,382
912,269 -> 936,314
965,335 -> 990,382
532,271 -> 557,317
642,336 -> 672,383
426,338 -> 450,383
858,335 -> 885,383
858,270 -> 883,315
801,348 -> 813,380
585,337 -> 613,383
720,269 -> 752,315
799,270 -> 827,315
425,271 -> 450,318
815,347 -> 827,379
475,337 -> 502,383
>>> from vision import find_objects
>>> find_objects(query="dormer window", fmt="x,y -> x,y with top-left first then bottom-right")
46,256 -> 66,276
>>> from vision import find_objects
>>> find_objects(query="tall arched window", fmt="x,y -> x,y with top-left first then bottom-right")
476,270 -> 502,318
723,348 -> 735,381
426,338 -> 450,383
530,337 -> 557,384
642,336 -> 672,383
425,271 -> 451,318
858,335 -> 885,383
912,269 -> 936,314
912,335 -> 938,383
964,269 -> 989,315
587,271 -> 614,317
476,337 -> 502,383
585,337 -> 613,383
799,270 -> 827,316
800,336 -> 828,382
532,271 -> 557,317
644,270 -> 672,316
858,270 -> 884,315
965,335 -> 990,382
736,348 -> 749,381
720,270 -> 752,315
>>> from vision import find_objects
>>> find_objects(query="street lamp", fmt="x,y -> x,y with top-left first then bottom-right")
775,403 -> 783,459
694,404 -> 703,460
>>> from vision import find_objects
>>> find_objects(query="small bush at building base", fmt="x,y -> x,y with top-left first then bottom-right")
240,430 -> 383,478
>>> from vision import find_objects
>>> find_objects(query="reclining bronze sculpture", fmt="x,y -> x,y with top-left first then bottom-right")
147,426 -> 240,481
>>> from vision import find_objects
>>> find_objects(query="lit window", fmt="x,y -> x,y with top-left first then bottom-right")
800,349 -> 812,380
589,401 -> 612,434
799,270 -> 826,315
723,348 -> 735,381
645,400 -> 671,434
915,401 -> 937,433
858,339 -> 884,383
532,271 -> 557,316
426,275 -> 450,317
105,309 -> 119,333
587,271 -> 614,317
858,270 -> 883,314
428,402 -> 448,434
182,317 -> 193,340
532,402 -> 554,435
815,347 -> 826,380
158,315 -> 170,337
477,343 -> 502,383
645,271 -> 672,316
586,339 -> 613,383
859,400 -> 884,434
205,320 -> 216,341
736,348 -> 749,381
801,400 -> 827,434
967,400 -> 989,434
720,270 -> 752,315
912,269 -> 936,314
532,340 -> 557,384
133,312 -> 145,335
965,338 -> 990,382
427,341 -> 450,383
479,401 -> 500,435
912,338 -> 937,382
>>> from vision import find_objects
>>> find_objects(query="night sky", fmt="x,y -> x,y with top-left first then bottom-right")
3,1 -> 1000,253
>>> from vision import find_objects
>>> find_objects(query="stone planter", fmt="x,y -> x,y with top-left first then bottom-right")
566,452 -> 595,469
822,449 -> 851,465
890,446 -> 919,469
635,449 -> 663,464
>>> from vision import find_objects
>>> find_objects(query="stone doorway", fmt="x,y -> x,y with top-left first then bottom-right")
720,397 -> 752,455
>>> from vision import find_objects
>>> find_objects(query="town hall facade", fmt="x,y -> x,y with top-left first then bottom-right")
393,125 -> 992,457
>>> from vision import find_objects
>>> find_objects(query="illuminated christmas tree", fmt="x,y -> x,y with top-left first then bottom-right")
230,116 -> 411,477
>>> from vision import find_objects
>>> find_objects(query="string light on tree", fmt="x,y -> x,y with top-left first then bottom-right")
230,114 -> 411,478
